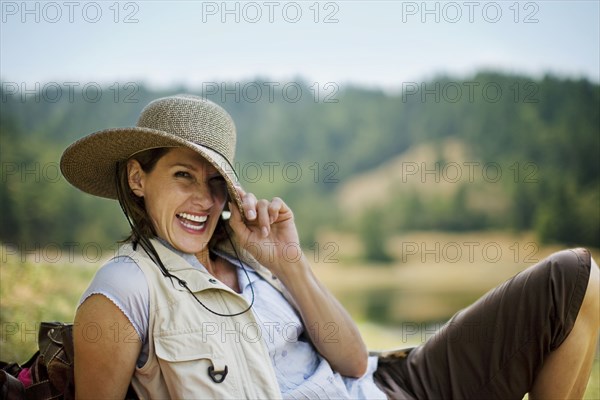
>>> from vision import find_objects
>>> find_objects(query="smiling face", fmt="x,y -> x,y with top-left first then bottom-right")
127,147 -> 228,256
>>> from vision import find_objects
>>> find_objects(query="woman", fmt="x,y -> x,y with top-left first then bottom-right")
61,94 -> 599,399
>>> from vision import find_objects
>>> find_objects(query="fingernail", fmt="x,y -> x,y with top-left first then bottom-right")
248,210 -> 256,219
261,227 -> 269,237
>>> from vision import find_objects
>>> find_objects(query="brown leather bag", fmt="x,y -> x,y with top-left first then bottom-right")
1,322 -> 75,399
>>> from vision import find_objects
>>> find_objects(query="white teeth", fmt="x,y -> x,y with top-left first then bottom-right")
178,212 -> 207,223
180,220 -> 204,231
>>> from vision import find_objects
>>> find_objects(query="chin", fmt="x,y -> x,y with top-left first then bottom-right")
176,240 -> 209,255
181,231 -> 215,252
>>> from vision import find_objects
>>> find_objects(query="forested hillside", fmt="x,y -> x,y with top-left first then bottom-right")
1,72 -> 598,250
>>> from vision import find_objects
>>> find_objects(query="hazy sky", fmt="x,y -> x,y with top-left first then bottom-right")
1,1 -> 598,90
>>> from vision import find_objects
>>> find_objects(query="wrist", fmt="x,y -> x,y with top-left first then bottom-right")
273,252 -> 314,291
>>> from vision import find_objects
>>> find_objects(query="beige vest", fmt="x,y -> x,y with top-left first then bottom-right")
121,238 -> 289,399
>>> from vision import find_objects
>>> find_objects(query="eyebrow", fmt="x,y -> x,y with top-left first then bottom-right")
171,162 -> 197,170
171,162 -> 218,175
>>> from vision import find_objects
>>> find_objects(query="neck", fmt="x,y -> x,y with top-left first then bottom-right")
196,248 -> 240,293
195,248 -> 214,273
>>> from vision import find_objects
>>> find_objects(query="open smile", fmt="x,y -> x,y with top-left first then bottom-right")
176,212 -> 208,232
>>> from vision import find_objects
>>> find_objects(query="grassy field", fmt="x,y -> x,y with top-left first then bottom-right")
1,231 -> 598,398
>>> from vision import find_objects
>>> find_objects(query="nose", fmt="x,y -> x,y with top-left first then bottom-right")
190,181 -> 215,209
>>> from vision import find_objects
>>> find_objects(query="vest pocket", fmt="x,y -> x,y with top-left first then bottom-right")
154,333 -> 236,396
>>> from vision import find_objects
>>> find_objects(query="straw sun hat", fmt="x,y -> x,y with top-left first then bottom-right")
60,94 -> 244,217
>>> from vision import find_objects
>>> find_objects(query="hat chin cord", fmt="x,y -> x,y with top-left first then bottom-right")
114,166 -> 255,317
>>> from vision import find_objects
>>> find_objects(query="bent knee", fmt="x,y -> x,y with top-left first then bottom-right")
545,247 -> 591,280
526,248 -> 592,309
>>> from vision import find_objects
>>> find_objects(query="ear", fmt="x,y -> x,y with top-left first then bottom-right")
127,159 -> 146,197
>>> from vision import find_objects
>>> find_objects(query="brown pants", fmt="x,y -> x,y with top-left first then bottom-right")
374,248 -> 592,400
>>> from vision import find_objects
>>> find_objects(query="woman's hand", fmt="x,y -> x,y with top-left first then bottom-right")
228,186 -> 302,274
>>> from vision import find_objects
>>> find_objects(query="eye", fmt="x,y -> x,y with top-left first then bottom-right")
209,175 -> 225,183
208,175 -> 227,193
174,171 -> 192,179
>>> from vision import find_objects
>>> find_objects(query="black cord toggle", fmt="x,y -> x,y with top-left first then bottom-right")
208,365 -> 228,383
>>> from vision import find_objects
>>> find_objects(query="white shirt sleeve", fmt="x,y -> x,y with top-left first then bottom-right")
79,255 -> 150,345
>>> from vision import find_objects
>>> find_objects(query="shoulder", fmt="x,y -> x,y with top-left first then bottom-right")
91,255 -> 148,292
80,255 -> 150,342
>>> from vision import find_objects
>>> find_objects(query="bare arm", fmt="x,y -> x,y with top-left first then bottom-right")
229,190 -> 368,378
74,294 -> 141,399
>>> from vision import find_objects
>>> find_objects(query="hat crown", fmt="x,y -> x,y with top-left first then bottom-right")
136,94 -> 236,162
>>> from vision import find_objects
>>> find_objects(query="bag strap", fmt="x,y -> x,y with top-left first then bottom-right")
59,326 -> 74,365
23,379 -> 58,399
38,322 -> 69,364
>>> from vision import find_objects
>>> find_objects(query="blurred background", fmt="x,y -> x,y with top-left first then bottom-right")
1,1 -> 599,396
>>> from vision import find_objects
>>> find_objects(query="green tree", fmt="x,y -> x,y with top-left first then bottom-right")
360,208 -> 393,263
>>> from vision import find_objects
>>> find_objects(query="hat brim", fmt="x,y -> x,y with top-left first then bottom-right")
60,127 -> 245,219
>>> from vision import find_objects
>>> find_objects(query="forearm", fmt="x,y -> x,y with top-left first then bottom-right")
276,252 -> 368,378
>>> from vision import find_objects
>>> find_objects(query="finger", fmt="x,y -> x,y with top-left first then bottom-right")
267,197 -> 284,224
228,202 -> 258,249
227,201 -> 245,235
242,191 -> 258,221
256,199 -> 271,237
234,184 -> 246,199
